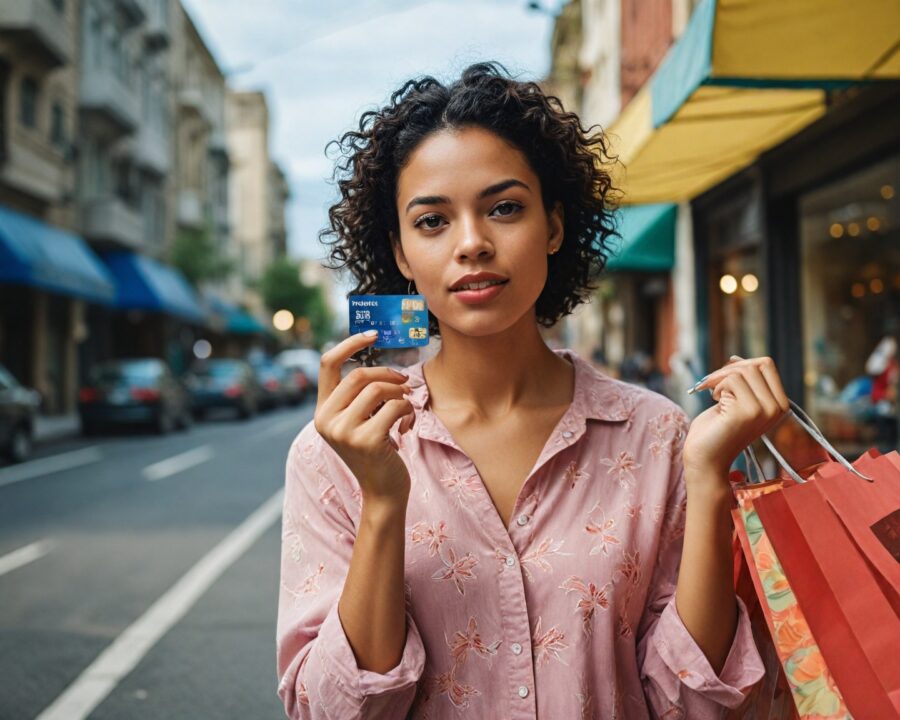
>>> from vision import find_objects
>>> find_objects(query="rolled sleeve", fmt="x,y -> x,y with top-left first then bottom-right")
648,595 -> 764,710
637,406 -> 764,719
276,422 -> 426,720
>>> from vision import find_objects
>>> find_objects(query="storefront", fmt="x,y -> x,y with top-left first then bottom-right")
694,85 -> 900,454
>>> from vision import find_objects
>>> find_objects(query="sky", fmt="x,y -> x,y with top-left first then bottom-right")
181,0 -> 560,269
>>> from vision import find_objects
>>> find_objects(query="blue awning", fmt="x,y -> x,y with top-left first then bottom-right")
204,292 -> 266,335
605,204 -> 677,272
0,204 -> 115,303
102,251 -> 206,324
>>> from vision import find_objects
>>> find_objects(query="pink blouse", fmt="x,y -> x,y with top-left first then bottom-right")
276,348 -> 764,719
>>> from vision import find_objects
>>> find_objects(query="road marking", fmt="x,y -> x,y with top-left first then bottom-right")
0,538 -> 54,578
0,447 -> 102,489
142,445 -> 213,481
35,488 -> 285,720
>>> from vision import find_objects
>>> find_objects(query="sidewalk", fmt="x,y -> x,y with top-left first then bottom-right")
34,414 -> 80,445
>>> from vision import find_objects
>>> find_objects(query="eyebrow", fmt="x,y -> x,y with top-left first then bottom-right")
404,178 -> 531,215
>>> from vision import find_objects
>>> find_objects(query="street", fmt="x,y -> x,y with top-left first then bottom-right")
0,403 -> 313,720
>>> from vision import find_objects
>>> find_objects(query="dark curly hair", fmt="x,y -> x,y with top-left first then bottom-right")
320,60 -> 623,337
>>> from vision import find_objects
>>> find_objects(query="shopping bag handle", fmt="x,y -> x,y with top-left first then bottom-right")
749,399 -> 873,484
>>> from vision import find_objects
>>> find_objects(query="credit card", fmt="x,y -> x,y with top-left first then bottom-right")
349,295 -> 430,349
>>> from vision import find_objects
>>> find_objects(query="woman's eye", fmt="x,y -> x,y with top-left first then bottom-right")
492,201 -> 523,217
414,214 -> 445,230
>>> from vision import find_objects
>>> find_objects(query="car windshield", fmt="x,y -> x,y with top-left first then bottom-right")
92,360 -> 162,385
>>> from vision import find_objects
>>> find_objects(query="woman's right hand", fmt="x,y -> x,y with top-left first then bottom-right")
314,331 -> 416,506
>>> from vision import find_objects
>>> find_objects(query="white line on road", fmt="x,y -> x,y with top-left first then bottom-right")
35,488 -> 285,720
0,538 -> 54,578
0,447 -> 102,489
142,445 -> 213,481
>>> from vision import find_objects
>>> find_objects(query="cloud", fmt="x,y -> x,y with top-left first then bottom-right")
182,0 -> 555,260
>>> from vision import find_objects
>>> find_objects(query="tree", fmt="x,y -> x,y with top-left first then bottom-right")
259,257 -> 333,348
170,224 -> 233,286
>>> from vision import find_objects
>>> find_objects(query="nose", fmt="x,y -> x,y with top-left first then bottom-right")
454,216 -> 494,261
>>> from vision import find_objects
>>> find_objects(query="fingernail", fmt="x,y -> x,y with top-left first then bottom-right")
729,354 -> 743,361
362,329 -> 378,337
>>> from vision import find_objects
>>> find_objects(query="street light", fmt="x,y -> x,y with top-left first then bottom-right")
273,309 -> 294,331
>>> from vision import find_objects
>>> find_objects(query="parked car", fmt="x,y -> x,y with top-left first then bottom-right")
185,359 -> 261,420
0,363 -> 40,463
251,361 -> 290,410
78,358 -> 192,435
280,364 -> 310,405
275,348 -> 321,389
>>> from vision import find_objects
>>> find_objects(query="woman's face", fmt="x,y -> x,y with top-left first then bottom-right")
391,126 -> 563,338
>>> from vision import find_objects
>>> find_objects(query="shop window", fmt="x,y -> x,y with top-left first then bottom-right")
50,101 -> 65,148
800,154 -> 899,452
19,76 -> 38,129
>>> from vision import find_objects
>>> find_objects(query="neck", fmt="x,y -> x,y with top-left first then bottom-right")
422,311 -> 574,420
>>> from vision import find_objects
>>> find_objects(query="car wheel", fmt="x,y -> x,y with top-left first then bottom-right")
82,419 -> 101,437
6,424 -> 32,463
176,407 -> 193,431
193,408 -> 206,421
156,409 -> 174,435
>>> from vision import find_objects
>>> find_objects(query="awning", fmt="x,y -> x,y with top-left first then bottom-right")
102,251 -> 206,324
608,0 -> 900,204
0,204 -> 115,303
606,203 -> 676,272
204,292 -> 266,335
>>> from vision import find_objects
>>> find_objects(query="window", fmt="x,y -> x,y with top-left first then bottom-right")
19,76 -> 38,128
51,101 -> 65,147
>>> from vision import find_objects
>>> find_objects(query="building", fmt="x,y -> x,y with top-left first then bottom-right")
226,89 -> 286,318
0,0 -> 115,415
558,0 -> 900,454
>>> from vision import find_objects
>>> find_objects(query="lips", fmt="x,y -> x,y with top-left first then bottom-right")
450,279 -> 509,292
449,272 -> 509,292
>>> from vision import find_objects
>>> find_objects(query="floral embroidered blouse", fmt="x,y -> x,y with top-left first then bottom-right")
276,348 -> 765,719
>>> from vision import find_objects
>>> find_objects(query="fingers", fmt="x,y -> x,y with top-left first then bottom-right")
342,380 -> 411,425
319,365 -> 408,419
317,331 -> 380,406
367,397 -> 415,437
710,363 -> 788,431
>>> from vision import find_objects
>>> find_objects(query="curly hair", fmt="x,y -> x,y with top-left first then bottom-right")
320,60 -> 622,337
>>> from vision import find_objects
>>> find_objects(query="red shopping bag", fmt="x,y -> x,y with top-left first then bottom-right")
813,449 -> 900,613
753,480 -> 900,718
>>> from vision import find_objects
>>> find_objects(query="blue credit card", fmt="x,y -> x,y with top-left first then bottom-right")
349,295 -> 430,349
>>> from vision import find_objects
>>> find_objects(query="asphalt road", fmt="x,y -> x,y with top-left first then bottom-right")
0,402 -> 314,720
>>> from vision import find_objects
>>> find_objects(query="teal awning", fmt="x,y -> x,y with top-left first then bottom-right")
605,203 -> 677,272
0,204 -> 115,303
204,292 -> 265,335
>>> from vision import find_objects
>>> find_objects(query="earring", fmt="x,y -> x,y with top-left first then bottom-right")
408,279 -> 416,295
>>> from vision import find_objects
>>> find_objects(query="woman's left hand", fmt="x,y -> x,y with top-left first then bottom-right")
682,356 -> 790,482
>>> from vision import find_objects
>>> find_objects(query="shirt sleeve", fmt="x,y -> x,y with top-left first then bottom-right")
276,421 -> 426,720
636,407 -> 765,720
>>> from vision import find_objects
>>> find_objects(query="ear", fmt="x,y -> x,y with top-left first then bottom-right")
390,230 -> 412,280
547,201 -> 564,253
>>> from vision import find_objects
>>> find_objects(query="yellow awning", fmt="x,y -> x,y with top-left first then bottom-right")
608,0 -> 900,204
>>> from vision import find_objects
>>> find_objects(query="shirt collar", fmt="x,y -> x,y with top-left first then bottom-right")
402,347 -> 633,426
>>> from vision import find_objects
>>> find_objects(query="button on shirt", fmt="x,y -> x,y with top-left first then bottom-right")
276,348 -> 764,719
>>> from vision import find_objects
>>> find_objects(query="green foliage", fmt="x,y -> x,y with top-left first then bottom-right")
170,224 -> 233,286
259,257 -> 334,348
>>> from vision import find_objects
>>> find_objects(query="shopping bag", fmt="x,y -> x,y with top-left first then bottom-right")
747,403 -> 900,718
812,449 -> 900,610
729,478 -> 849,719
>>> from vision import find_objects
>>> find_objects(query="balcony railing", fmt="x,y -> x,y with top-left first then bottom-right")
80,64 -> 140,136
83,197 -> 144,249
0,0 -> 73,68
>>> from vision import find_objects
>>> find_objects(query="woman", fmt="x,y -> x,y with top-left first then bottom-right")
276,62 -> 780,719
